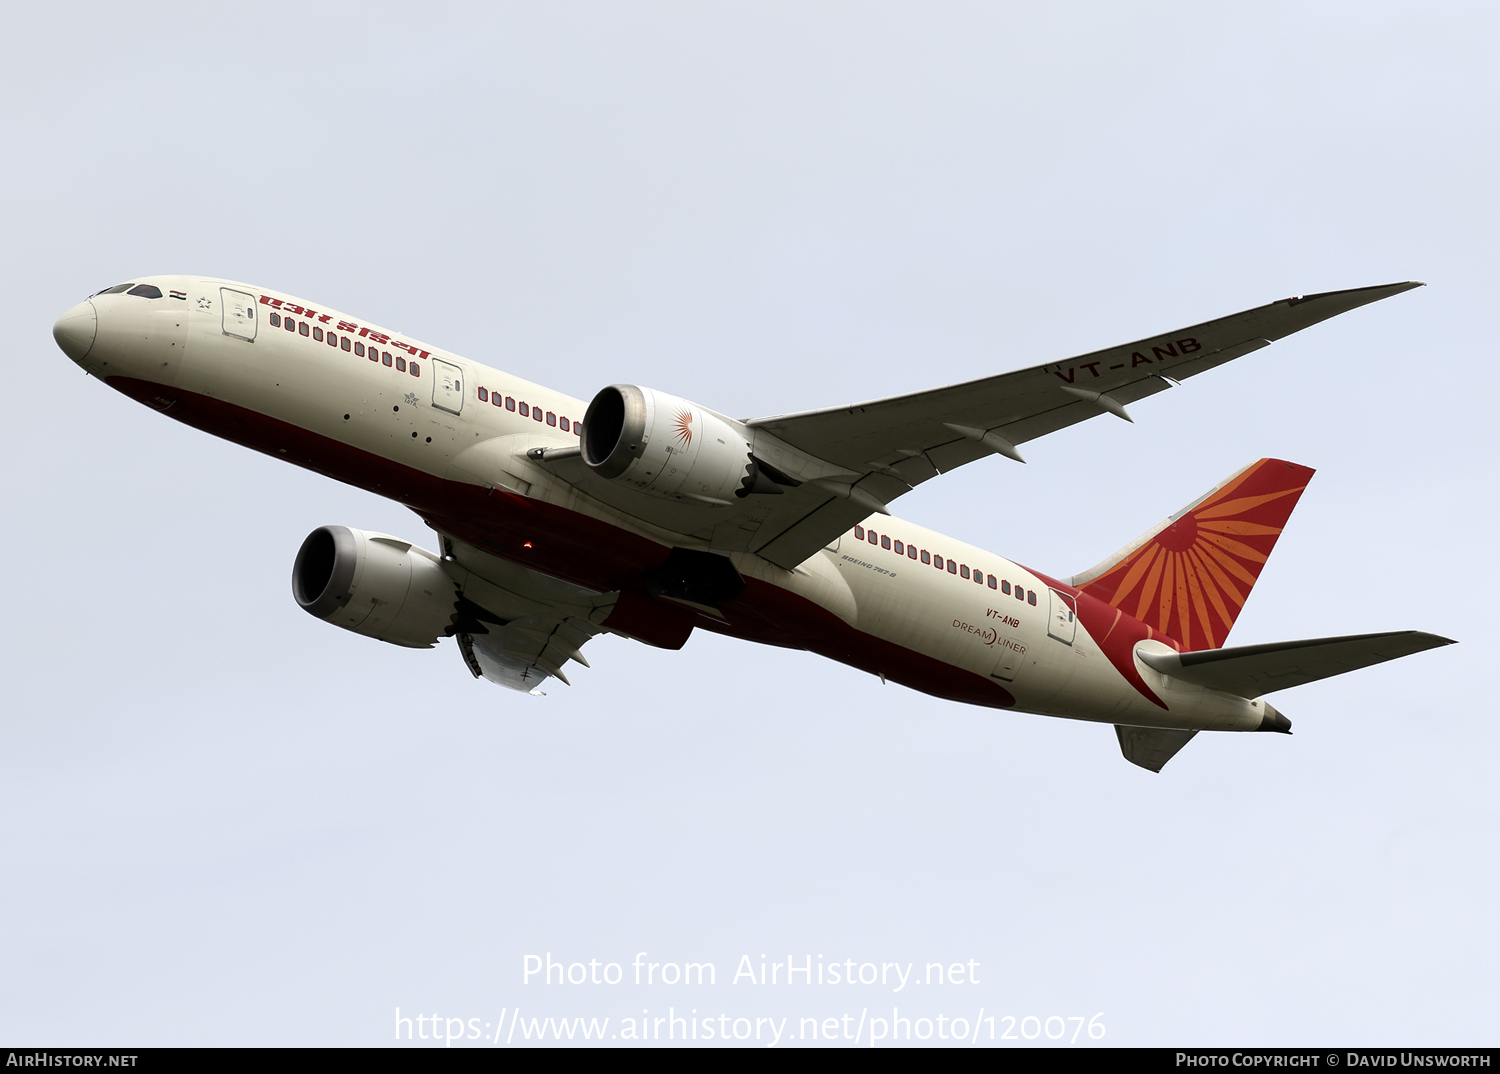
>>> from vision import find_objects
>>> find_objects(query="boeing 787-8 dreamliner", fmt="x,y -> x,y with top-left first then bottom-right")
52,278 -> 1451,771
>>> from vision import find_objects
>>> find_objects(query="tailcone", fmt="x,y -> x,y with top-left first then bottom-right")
1256,701 -> 1292,734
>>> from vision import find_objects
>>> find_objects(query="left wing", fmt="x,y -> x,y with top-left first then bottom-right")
458,613 -> 603,692
436,531 -> 617,693
742,282 -> 1421,568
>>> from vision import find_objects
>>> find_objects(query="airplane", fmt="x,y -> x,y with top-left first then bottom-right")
51,277 -> 1454,772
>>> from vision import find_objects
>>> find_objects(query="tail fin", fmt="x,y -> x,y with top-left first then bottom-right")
1069,458 -> 1315,650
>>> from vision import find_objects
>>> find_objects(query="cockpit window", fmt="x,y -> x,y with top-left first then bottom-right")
126,284 -> 163,298
94,283 -> 135,296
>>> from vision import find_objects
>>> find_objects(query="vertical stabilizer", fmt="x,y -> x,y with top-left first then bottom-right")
1070,458 -> 1314,650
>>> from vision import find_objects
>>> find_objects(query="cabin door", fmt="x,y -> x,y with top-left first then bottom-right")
220,288 -> 258,341
431,358 -> 464,415
1047,589 -> 1077,645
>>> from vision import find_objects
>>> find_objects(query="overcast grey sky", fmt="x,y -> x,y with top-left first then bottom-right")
1,1 -> 1494,1047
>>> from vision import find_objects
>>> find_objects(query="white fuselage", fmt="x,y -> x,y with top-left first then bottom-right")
56,275 -> 1273,734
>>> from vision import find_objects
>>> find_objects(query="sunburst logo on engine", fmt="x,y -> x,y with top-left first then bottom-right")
672,409 -> 693,446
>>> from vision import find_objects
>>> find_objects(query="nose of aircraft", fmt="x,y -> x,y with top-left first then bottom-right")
53,301 -> 97,362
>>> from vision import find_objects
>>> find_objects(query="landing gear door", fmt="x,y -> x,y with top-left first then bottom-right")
1047,589 -> 1077,645
431,358 -> 464,415
220,288 -> 258,341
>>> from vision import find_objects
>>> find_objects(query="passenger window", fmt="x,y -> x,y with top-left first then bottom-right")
506,397 -> 516,411
973,572 -> 983,585
269,313 -> 281,328
381,351 -> 391,365
409,362 -> 420,376
354,342 -> 364,356
987,574 -> 997,589
1027,590 -> 1037,605
933,555 -> 943,569
299,322 -> 310,337
395,357 -> 407,371
341,337 -> 351,351
284,318 -> 295,333
478,388 -> 488,402
867,531 -> 878,545
880,535 -> 891,550
893,540 -> 904,555
1015,586 -> 1024,601
908,546 -> 917,560
492,393 -> 503,407
368,347 -> 379,362
559,417 -> 570,431
960,565 -> 969,579
1002,580 -> 1010,594
546,412 -> 556,426
854,526 -> 864,539
327,332 -> 337,346
519,402 -> 529,417
126,284 -> 163,298
947,560 -> 958,574
533,407 -> 543,421
920,550 -> 930,564
313,327 -> 324,341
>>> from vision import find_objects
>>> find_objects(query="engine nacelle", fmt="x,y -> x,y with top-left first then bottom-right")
292,526 -> 457,648
581,385 -> 781,505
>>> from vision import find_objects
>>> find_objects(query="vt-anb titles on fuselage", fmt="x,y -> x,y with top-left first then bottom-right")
51,276 -> 1453,772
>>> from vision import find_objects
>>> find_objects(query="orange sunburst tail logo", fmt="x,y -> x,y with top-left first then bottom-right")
1070,458 -> 1315,651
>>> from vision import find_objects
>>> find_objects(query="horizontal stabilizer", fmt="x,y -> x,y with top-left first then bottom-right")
1115,725 -> 1198,773
1138,630 -> 1455,698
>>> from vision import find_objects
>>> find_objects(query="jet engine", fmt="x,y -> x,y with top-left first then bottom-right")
580,384 -> 787,505
292,526 -> 458,648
